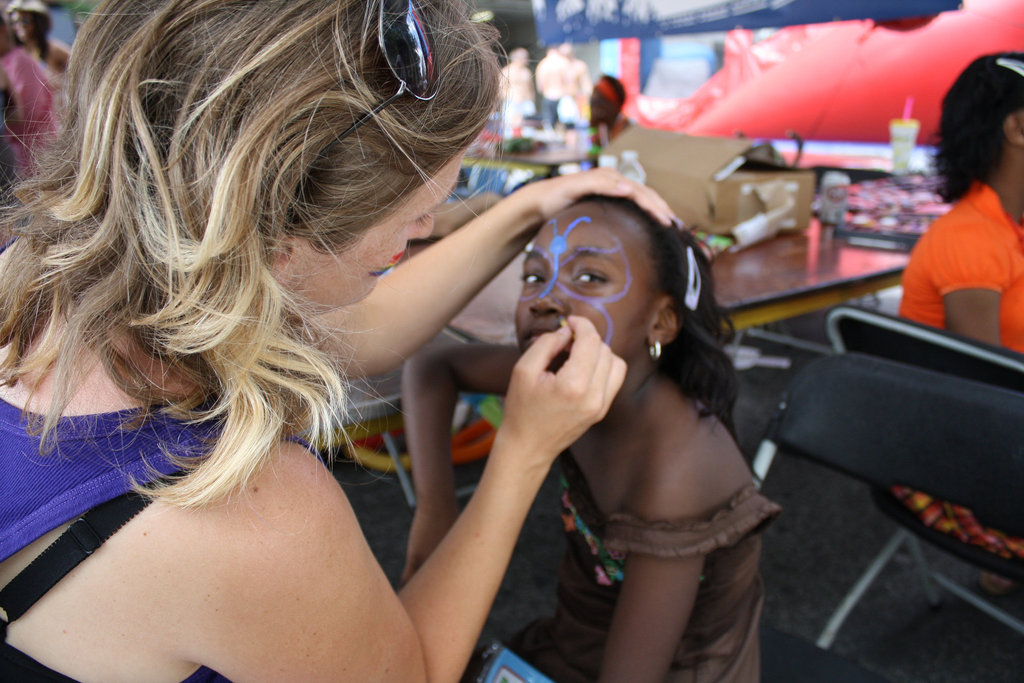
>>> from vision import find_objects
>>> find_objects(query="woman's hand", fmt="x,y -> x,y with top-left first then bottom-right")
493,315 -> 626,477
514,167 -> 680,230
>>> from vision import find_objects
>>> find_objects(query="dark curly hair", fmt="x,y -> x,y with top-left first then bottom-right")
580,195 -> 739,434
936,52 -> 1024,202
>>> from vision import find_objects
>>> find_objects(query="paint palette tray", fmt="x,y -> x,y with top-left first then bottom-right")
834,174 -> 952,250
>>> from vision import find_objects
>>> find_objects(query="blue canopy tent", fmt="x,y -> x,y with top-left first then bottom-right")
532,0 -> 961,45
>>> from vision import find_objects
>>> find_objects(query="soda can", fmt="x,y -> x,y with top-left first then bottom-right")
819,171 -> 851,225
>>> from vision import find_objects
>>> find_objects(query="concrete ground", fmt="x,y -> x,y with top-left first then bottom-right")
331,292 -> 1023,682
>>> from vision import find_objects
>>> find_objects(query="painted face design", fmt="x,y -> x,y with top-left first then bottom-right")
517,204 -> 652,355
520,215 -> 630,348
369,250 -> 406,277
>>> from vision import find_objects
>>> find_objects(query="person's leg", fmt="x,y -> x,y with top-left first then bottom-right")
541,97 -> 559,129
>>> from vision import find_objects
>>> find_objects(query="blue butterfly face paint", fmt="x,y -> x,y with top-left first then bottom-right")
517,210 -> 637,349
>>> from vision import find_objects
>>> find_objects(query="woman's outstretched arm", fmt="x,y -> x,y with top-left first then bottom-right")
330,168 -> 676,377
152,317 -> 623,682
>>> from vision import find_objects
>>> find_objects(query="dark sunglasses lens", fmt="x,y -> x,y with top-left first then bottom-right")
380,0 -> 436,100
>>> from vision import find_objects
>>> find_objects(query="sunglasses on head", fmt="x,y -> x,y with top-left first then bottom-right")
331,0 -> 438,147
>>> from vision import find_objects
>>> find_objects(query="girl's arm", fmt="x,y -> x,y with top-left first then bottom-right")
400,341 -> 519,583
326,169 -> 677,378
598,554 -> 705,683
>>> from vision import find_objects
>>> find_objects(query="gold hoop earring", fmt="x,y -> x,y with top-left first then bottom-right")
649,340 -> 661,360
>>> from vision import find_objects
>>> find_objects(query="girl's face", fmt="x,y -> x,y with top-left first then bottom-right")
516,201 -> 667,363
275,155 -> 461,310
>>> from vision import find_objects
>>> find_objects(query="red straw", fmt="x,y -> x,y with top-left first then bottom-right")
902,96 -> 914,120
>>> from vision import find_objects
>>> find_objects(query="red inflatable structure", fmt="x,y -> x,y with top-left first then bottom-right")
625,0 -> 1024,144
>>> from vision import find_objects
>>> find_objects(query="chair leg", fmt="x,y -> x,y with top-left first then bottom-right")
904,535 -> 942,607
382,431 -> 417,508
817,529 -> 908,649
751,441 -> 777,489
927,572 -> 1024,636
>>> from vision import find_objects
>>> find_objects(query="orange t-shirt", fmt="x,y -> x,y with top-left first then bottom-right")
899,182 -> 1024,352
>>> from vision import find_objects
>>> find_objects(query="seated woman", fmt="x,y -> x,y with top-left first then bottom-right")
899,51 -> 1024,595
402,195 -> 780,682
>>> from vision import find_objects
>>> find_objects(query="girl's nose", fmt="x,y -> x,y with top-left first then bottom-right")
530,290 -> 568,316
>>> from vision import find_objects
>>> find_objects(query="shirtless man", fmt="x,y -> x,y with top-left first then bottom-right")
501,47 -> 535,130
535,43 -> 591,130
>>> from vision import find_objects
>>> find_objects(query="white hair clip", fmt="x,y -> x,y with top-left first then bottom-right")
684,246 -> 701,311
996,57 -> 1024,79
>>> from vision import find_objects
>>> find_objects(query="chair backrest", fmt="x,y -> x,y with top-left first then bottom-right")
766,353 -> 1024,538
825,305 -> 1024,392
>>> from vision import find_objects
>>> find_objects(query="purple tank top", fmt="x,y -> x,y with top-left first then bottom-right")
0,398 -> 219,562
1,397 -> 229,682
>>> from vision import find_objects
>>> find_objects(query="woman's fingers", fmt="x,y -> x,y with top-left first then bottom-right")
525,167 -> 680,229
560,316 -> 626,421
594,169 -> 679,228
502,316 -> 625,458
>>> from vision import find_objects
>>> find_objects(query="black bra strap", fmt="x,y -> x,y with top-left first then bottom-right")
0,491 -> 151,623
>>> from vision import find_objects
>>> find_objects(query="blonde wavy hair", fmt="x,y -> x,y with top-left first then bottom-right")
0,0 -> 500,506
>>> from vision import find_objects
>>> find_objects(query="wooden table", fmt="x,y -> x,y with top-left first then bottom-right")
448,223 -> 910,343
715,225 -> 908,330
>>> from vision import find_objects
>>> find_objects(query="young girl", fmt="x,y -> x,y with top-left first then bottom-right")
401,196 -> 781,682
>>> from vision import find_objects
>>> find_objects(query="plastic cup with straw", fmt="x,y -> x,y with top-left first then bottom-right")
889,96 -> 920,175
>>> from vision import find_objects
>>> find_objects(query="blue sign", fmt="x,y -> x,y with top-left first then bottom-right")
532,0 -> 961,45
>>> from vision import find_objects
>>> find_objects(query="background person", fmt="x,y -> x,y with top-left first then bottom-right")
500,46 -> 535,132
5,0 -> 69,80
589,73 -> 630,148
898,50 -> 1024,596
0,1 -> 678,681
535,43 -> 591,132
0,8 -> 55,177
402,196 -> 780,682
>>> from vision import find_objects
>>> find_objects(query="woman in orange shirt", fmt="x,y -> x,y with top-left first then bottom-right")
900,52 -> 1024,353
899,51 -> 1024,595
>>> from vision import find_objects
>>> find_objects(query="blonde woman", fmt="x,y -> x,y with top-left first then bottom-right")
0,1 -> 677,681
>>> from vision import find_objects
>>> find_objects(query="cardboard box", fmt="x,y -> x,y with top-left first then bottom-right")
604,128 -> 815,235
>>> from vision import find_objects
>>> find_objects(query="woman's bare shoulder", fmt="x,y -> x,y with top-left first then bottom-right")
152,442 -> 422,679
8,441 -> 422,681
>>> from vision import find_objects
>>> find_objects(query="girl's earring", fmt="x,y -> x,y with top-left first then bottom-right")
649,340 -> 662,361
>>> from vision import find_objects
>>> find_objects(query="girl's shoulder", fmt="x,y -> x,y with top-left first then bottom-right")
624,396 -> 751,523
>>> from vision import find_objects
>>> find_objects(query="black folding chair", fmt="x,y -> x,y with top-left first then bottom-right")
760,625 -> 889,682
753,352 -> 1024,648
825,304 -> 1024,392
